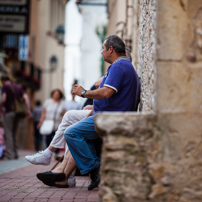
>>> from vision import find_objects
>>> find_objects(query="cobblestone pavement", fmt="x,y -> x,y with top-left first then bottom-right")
0,150 -> 99,202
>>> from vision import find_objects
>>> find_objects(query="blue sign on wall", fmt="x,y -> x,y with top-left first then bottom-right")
19,35 -> 29,61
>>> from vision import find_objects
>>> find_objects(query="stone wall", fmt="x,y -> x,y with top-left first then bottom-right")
96,0 -> 202,201
137,0 -> 157,112
132,0 -> 140,75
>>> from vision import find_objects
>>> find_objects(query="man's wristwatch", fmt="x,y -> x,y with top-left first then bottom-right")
81,89 -> 87,98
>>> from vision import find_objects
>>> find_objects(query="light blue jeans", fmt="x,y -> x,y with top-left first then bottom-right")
64,115 -> 100,175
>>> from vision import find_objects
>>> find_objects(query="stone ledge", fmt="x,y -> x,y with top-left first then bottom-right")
95,112 -> 202,202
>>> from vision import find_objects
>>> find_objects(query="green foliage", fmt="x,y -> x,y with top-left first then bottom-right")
95,25 -> 107,75
95,25 -> 107,43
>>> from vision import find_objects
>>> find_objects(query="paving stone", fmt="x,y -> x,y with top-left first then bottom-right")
0,150 -> 99,202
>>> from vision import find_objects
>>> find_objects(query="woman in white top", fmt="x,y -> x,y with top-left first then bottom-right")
37,89 -> 66,155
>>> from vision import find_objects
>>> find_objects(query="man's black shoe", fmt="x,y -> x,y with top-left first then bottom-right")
88,166 -> 100,190
36,171 -> 65,183
88,178 -> 99,190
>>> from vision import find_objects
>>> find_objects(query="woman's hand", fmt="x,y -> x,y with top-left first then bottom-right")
37,122 -> 42,129
37,109 -> 46,129
83,105 -> 93,110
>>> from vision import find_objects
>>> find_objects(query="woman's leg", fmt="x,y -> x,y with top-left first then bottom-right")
50,110 -> 90,149
25,110 -> 90,165
51,150 -> 77,185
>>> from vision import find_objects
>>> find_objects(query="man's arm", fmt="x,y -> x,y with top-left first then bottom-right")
23,93 -> 31,117
23,93 -> 30,110
0,93 -> 6,108
37,109 -> 46,129
72,85 -> 115,99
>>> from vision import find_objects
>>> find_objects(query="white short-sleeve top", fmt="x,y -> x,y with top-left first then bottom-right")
43,98 -> 66,130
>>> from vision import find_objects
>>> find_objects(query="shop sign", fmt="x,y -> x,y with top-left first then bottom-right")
0,0 -> 30,34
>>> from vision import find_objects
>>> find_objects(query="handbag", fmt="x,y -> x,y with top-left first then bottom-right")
40,101 -> 61,135
9,85 -> 27,118
39,119 -> 54,135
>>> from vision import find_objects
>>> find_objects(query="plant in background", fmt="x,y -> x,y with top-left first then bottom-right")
96,25 -> 106,75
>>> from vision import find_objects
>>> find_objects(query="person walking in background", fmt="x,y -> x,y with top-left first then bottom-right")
37,89 -> 66,160
0,76 -> 31,160
32,100 -> 43,151
65,88 -> 82,111
0,121 -> 5,159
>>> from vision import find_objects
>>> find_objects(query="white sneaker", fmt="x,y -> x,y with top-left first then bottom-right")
25,151 -> 51,165
68,175 -> 76,187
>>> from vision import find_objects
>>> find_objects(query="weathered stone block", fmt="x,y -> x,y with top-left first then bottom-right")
156,0 -> 190,60
95,112 -> 202,202
156,61 -> 202,113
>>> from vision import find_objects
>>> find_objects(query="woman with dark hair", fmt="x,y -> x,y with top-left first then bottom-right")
37,89 -> 66,158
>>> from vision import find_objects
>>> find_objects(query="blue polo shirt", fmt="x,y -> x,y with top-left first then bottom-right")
93,57 -> 140,114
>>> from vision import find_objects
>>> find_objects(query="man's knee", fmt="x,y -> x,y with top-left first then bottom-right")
64,125 -> 74,141
63,110 -> 77,119
64,127 -> 70,138
64,124 -> 84,143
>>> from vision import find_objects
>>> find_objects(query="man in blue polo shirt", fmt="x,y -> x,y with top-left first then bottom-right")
37,35 -> 140,191
68,35 -> 140,190
93,55 -> 139,113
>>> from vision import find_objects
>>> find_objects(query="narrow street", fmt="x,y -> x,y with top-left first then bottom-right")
0,150 -> 99,202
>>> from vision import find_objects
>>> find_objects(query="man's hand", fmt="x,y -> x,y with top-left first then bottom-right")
73,85 -> 115,100
83,105 -> 93,110
72,85 -> 84,97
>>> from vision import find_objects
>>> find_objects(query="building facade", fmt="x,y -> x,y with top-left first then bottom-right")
77,0 -> 107,91
0,0 -> 68,150
31,0 -> 67,103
